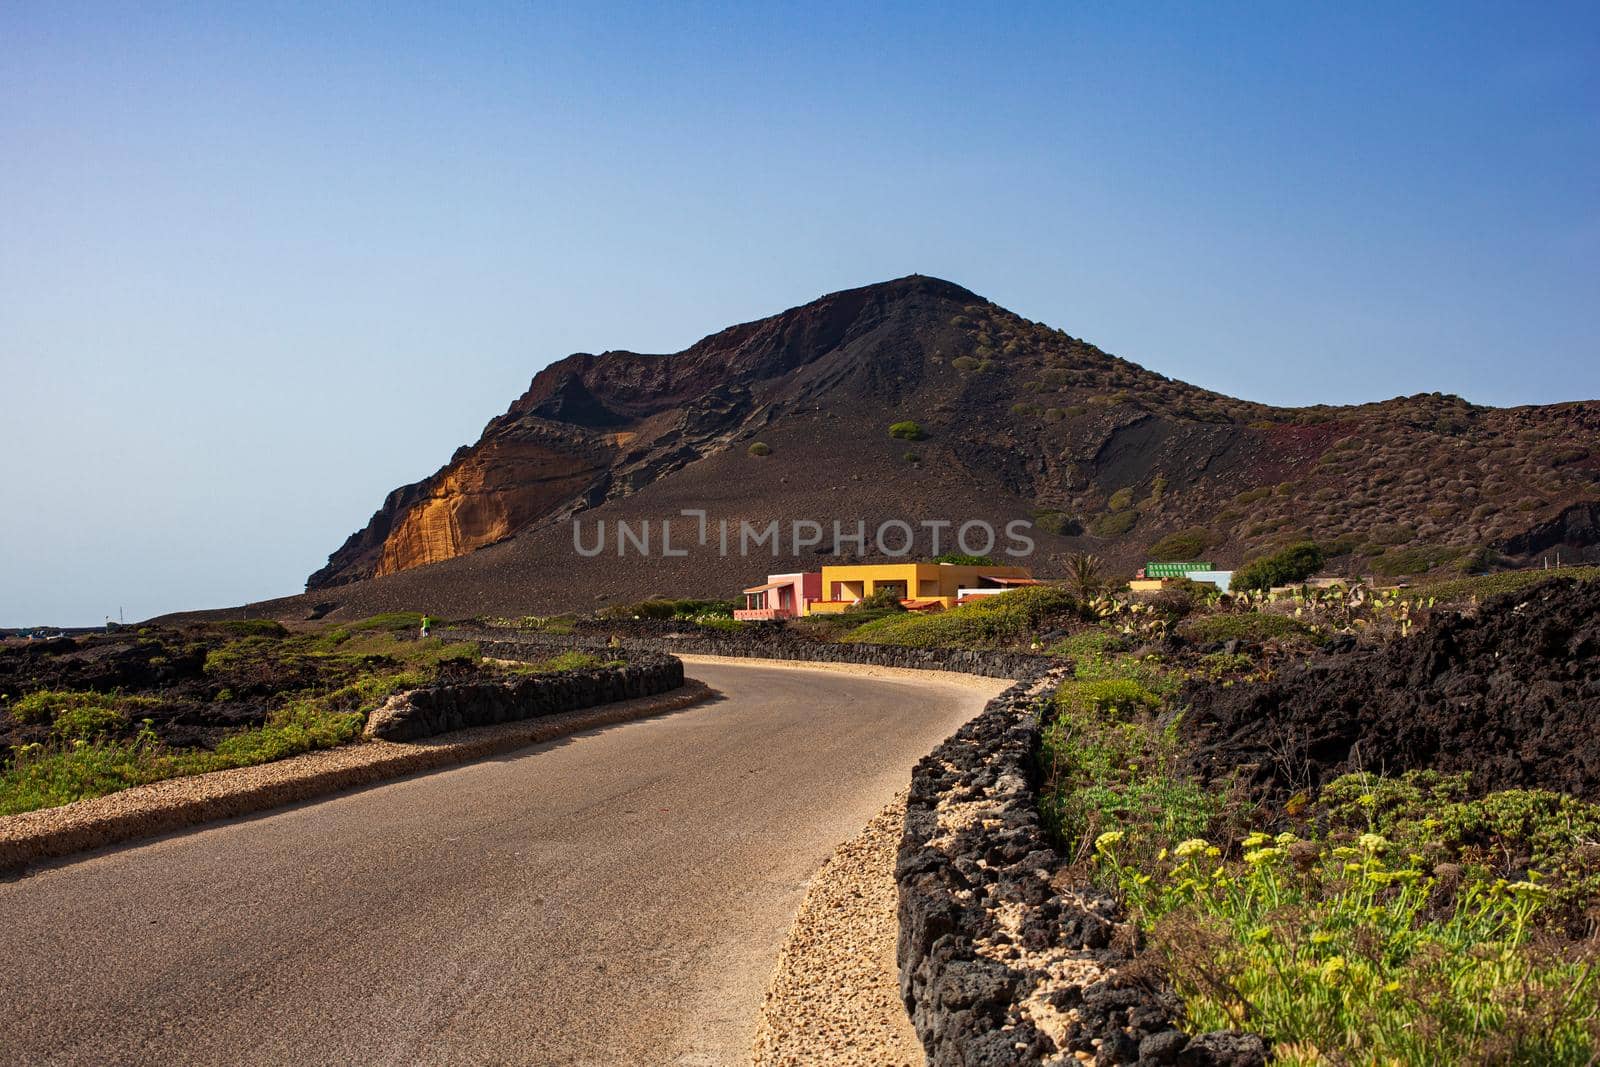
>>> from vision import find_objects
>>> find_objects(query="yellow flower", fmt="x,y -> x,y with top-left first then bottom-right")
1174,838 -> 1210,858
1094,831 -> 1125,855
1358,833 -> 1389,853
1310,931 -> 1334,945
1275,832 -> 1299,846
1244,847 -> 1286,866
1319,956 -> 1347,985
1243,832 -> 1271,849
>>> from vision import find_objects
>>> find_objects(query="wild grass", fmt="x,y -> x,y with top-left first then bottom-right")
841,586 -> 1079,649
1179,612 -> 1319,646
1040,690 -> 1213,867
0,614 -> 570,816
1042,653 -> 1600,1062
0,700 -> 365,816
1095,824 -> 1600,1064
1410,566 -> 1600,604
1043,627 -> 1125,660
9,690 -> 161,728
498,651 -> 623,675
344,611 -> 434,632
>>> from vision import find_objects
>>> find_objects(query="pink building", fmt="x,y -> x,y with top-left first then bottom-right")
735,572 -> 822,621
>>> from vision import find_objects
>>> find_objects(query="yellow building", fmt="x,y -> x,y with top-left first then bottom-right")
807,562 -> 1036,614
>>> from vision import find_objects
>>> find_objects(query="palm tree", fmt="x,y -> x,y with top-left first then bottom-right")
1065,553 -> 1103,600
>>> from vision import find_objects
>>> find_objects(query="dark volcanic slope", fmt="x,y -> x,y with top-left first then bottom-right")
1181,577 -> 1600,801
260,275 -> 1600,621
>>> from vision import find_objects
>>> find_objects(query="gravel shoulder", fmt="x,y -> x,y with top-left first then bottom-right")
753,791 -> 923,1067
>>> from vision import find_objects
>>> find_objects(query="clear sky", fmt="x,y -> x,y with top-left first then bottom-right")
3,2 -> 1597,626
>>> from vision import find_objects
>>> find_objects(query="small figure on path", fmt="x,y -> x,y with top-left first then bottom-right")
420,614 -> 432,638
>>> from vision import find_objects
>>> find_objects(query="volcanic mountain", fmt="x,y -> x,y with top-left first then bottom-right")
290,276 -> 1597,619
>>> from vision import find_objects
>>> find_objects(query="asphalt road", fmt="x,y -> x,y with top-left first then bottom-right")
0,661 -> 1002,1066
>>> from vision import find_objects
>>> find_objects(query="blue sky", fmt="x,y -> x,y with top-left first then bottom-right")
3,2 -> 1597,625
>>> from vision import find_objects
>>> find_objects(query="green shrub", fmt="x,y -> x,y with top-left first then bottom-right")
1370,544 -> 1465,577
11,690 -> 98,725
1040,678 -> 1213,862
9,690 -> 158,727
0,690 -> 370,817
932,553 -> 995,566
1088,510 -> 1138,538
1148,528 -> 1215,561
1044,628 -> 1125,660
1369,523 -> 1418,546
1032,510 -> 1083,536
216,618 -> 289,638
1320,533 -> 1364,557
951,356 -> 979,371
203,635 -> 283,673
346,612 -> 430,633
843,586 -> 1078,649
1179,612 -> 1316,646
1412,566 -> 1600,603
888,421 -> 924,441
0,736 -> 165,815
1107,487 -> 1135,513
669,598 -> 738,619
1193,651 -> 1256,679
52,702 -> 129,741
503,651 -> 620,674
605,598 -> 678,620
747,441 -> 771,457
204,699 -> 363,768
1054,677 -> 1159,717
1061,720 -> 1600,1063
1232,541 -> 1325,591
851,587 -> 907,612
1096,824 -> 1600,1064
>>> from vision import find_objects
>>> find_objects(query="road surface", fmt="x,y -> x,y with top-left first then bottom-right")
0,660 -> 1003,1065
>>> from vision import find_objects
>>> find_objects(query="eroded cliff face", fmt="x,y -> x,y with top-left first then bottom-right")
372,437 -> 610,577
310,276 -> 973,589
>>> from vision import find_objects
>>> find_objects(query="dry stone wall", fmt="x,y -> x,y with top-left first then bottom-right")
897,674 -> 1268,1066
365,649 -> 683,742
440,626 -> 1052,680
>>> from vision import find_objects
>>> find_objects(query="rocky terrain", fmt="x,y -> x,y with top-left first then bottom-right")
196,276 -> 1600,622
1180,576 -> 1600,804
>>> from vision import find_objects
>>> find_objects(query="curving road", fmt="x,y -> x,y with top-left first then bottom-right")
0,660 -> 1003,1066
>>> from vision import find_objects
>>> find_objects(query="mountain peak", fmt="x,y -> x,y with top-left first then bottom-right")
305,280 -> 1600,602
